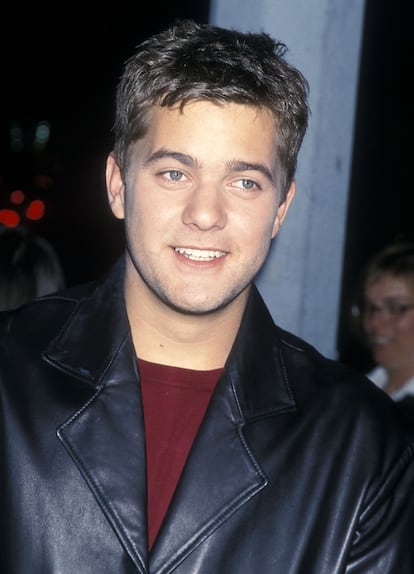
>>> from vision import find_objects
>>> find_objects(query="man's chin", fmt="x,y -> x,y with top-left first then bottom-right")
163,291 -> 239,316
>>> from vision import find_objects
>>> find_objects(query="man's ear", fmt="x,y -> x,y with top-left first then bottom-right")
106,153 -> 125,220
271,181 -> 296,238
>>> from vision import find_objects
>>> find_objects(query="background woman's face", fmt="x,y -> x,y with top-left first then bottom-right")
362,273 -> 414,374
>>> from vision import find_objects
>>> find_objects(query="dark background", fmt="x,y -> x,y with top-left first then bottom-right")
337,0 -> 409,371
0,1 -> 211,284
0,0 -> 408,372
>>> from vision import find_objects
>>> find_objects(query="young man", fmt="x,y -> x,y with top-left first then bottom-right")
1,19 -> 413,573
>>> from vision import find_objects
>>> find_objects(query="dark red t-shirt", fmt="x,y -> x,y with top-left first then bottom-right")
138,358 -> 222,549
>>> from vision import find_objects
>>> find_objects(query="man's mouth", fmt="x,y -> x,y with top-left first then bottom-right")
174,247 -> 227,261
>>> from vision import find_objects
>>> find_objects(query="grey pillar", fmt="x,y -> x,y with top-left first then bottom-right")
210,0 -> 366,358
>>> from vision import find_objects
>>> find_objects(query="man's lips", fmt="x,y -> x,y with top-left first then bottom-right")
174,247 -> 227,261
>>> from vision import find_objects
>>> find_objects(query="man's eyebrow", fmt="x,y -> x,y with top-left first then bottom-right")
145,148 -> 195,167
144,150 -> 274,182
227,160 -> 274,183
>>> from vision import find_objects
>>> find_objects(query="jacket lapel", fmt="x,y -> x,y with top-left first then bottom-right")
56,337 -> 149,572
44,260 -> 151,572
150,369 -> 268,572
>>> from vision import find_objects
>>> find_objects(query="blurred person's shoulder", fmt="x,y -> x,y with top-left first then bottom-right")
277,325 -> 414,442
0,277 -> 98,352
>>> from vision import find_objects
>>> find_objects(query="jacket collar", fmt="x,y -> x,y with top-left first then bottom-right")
45,257 -> 297,419
44,257 -> 130,386
224,282 -> 297,421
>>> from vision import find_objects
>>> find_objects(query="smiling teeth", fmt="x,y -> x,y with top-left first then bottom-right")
175,247 -> 226,261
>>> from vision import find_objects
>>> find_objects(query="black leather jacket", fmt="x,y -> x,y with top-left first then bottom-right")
1,259 -> 414,573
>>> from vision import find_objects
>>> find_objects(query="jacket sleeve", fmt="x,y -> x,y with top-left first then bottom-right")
347,441 -> 414,573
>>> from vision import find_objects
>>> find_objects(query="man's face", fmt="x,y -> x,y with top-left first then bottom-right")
106,100 -> 295,315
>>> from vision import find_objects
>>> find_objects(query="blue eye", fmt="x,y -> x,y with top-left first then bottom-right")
241,179 -> 256,189
167,170 -> 184,181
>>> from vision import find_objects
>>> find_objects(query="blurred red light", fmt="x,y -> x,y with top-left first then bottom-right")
26,199 -> 45,221
10,189 -> 25,205
0,210 -> 21,227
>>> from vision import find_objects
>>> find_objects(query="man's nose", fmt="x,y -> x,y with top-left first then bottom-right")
182,184 -> 227,230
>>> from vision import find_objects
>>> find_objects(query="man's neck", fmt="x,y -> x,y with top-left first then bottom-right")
125,284 -> 249,371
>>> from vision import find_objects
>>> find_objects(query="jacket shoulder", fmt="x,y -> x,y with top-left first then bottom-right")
0,281 -> 96,354
277,324 -> 414,437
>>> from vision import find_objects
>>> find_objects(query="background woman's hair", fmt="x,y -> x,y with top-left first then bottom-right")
0,224 -> 65,311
